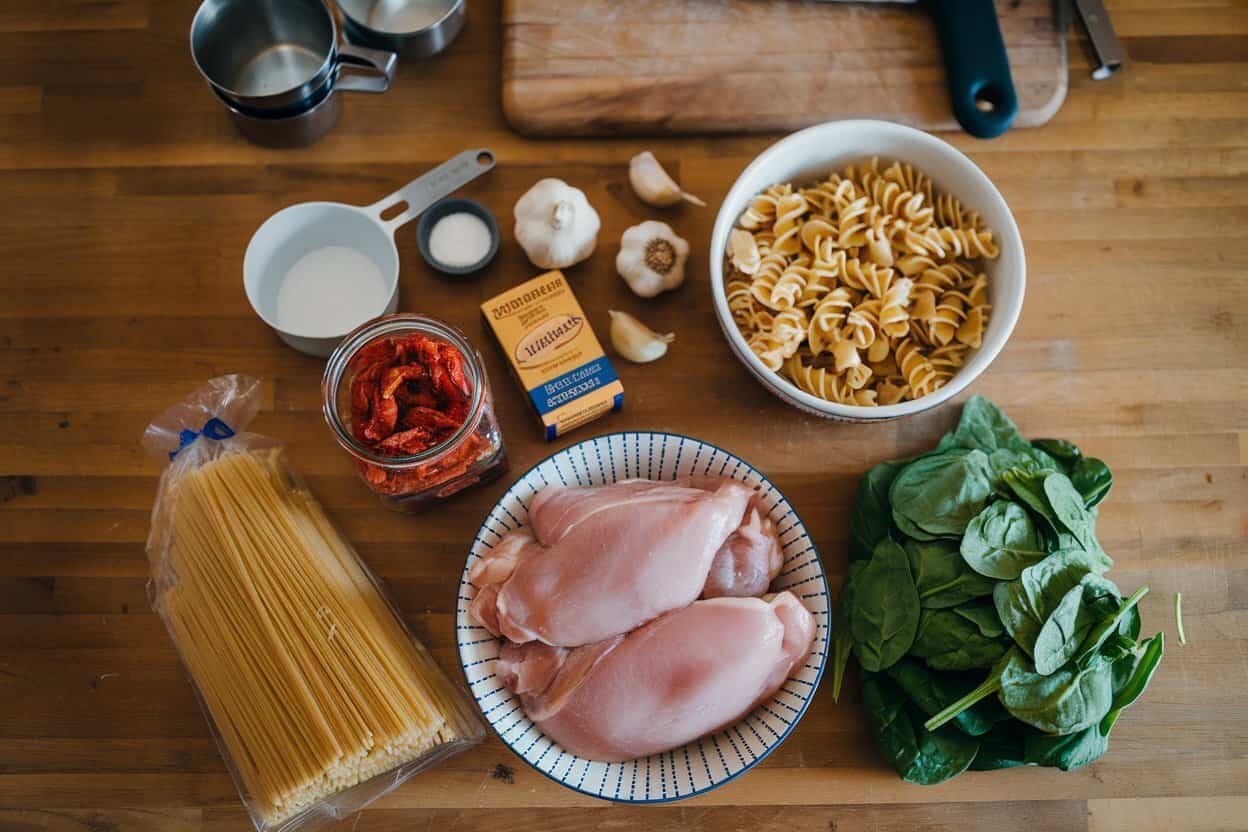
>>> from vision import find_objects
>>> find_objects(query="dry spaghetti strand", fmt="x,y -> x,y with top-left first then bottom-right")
158,449 -> 478,826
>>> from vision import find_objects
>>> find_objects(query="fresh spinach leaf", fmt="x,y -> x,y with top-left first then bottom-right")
905,539 -> 996,609
993,549 -> 1095,658
912,609 -> 1010,671
1002,468 -> 1061,533
849,540 -> 920,672
1053,532 -> 1114,573
885,659 -> 1011,737
862,673 -> 980,785
1099,632 -> 1164,735
953,598 -> 1005,638
893,511 -> 944,541
1032,573 -> 1126,675
944,396 -> 1034,455
890,449 -> 995,539
969,721 -> 1031,770
987,448 -> 1057,488
1024,725 -> 1109,771
999,651 -> 1114,736
1044,473 -> 1098,550
849,460 -> 907,562
1032,438 -> 1082,466
1033,583 -> 1090,675
1071,456 -> 1113,509
1076,585 -> 1148,664
961,501 -> 1047,580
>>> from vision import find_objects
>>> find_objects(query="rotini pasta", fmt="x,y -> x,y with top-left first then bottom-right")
723,157 -> 998,406
808,287 -> 853,355
726,276 -> 758,333
782,353 -> 877,406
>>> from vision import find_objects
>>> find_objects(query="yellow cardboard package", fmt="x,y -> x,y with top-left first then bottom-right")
481,271 -> 623,440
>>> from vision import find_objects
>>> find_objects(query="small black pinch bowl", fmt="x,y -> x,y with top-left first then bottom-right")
416,198 -> 500,276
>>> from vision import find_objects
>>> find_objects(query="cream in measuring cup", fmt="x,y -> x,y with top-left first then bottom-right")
243,149 -> 496,357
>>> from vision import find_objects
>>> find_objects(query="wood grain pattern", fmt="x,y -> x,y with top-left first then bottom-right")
1,0 -> 1246,830
502,0 -> 1068,136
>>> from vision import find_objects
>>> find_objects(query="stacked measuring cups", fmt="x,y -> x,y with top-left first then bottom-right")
190,0 -> 465,146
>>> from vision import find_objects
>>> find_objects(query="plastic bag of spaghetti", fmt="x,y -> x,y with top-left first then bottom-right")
142,375 -> 484,832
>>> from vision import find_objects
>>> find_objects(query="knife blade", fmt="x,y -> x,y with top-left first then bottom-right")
813,0 -> 1018,139
1072,0 -> 1125,80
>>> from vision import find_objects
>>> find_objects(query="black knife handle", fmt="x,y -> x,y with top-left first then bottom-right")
923,0 -> 1018,138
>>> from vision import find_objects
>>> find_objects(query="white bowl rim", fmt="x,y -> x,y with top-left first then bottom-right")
709,118 -> 1025,420
455,430 -> 830,803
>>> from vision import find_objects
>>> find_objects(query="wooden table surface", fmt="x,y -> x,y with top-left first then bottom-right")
2,1 -> 1246,830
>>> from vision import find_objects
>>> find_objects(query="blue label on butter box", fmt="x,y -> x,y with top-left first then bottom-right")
528,358 -> 621,416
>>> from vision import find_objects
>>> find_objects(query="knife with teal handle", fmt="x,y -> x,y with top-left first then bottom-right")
815,0 -> 1019,139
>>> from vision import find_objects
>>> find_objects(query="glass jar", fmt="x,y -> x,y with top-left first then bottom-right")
322,313 -> 507,512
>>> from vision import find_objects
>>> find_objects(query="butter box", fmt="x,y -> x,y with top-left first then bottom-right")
481,271 -> 623,440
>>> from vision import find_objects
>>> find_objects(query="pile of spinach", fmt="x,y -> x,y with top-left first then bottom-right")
834,397 -> 1163,784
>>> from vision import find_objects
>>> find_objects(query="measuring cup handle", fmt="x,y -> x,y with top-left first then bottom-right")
335,44 -> 397,94
367,149 -> 497,233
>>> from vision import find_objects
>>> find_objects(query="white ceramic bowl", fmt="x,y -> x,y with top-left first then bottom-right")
456,432 -> 829,802
710,119 -> 1025,421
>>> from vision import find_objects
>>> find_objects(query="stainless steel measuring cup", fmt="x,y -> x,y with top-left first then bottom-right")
335,0 -> 465,58
210,85 -> 344,148
244,149 -> 496,356
191,0 -> 396,117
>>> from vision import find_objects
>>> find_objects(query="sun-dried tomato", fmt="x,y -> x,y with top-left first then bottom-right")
346,332 -> 491,497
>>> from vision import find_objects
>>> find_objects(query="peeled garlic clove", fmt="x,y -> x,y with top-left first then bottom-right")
608,310 -> 675,364
628,151 -> 706,208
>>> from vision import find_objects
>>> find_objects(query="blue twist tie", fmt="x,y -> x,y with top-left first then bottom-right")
169,417 -> 236,460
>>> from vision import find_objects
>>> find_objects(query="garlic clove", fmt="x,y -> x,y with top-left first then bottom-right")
628,151 -> 706,208
608,309 -> 675,364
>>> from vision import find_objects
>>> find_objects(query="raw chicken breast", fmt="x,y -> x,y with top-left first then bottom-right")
469,479 -> 754,646
702,498 -> 785,598
497,592 -> 816,762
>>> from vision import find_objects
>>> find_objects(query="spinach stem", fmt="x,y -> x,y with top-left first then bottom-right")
830,633 -> 852,702
924,674 -> 1000,732
1175,592 -> 1186,645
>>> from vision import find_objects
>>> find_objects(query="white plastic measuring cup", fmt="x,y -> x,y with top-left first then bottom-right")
244,148 -> 496,356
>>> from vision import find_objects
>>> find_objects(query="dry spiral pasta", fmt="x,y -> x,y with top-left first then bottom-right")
723,157 -> 998,406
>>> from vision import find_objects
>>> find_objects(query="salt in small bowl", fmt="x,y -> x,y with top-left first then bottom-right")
416,198 -> 500,276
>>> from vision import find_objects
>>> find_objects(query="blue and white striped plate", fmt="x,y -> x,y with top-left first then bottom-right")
455,431 -> 829,803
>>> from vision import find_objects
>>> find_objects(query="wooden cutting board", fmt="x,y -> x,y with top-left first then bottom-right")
502,0 -> 1068,136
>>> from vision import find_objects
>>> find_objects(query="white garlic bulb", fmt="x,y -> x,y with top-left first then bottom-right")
615,221 -> 690,298
513,178 -> 601,270
608,310 -> 674,363
628,151 -> 706,208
